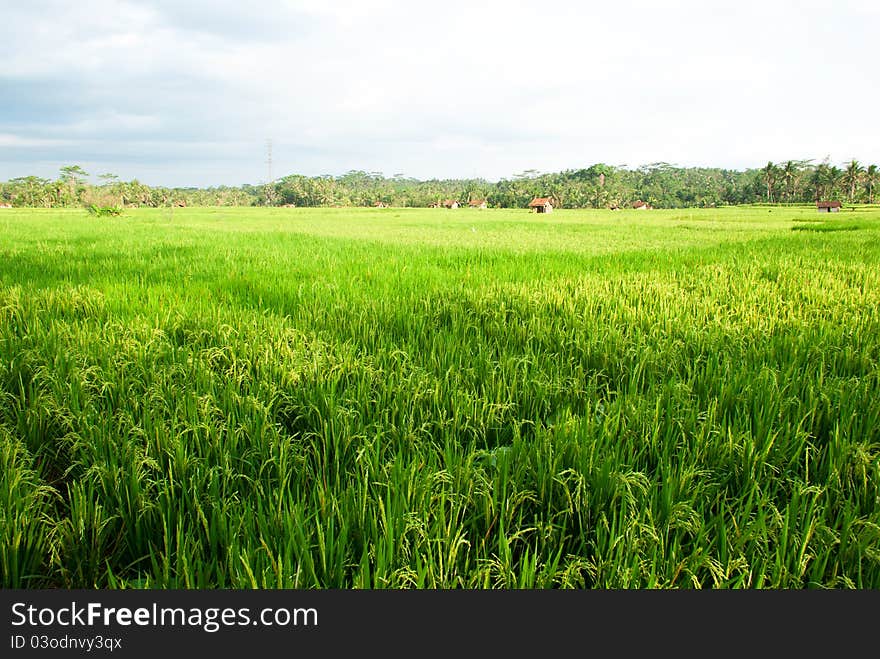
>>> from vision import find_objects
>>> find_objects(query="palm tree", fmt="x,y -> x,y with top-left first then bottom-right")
8,176 -> 51,207
780,160 -> 801,203
864,164 -> 878,204
826,166 -> 844,201
59,164 -> 89,206
810,163 -> 828,201
843,159 -> 865,203
762,161 -> 780,203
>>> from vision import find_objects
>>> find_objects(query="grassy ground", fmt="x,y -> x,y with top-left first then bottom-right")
1,205 -> 878,588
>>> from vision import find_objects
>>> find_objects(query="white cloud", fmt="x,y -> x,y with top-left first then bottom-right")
1,0 -> 878,186
0,134 -> 78,148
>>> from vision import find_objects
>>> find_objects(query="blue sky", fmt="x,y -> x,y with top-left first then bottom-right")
2,0 -> 878,187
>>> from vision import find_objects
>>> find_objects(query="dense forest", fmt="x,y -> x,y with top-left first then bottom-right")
2,159 -> 877,210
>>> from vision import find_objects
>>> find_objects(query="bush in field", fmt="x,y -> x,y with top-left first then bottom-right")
86,204 -> 123,217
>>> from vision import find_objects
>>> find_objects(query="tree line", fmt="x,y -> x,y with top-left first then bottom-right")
2,159 -> 877,210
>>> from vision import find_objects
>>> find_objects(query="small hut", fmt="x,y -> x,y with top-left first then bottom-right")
528,197 -> 553,213
816,201 -> 841,213
632,200 -> 652,210
441,199 -> 460,209
468,199 -> 488,209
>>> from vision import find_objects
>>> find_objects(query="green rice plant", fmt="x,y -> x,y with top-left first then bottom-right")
0,205 -> 878,588
0,428 -> 59,587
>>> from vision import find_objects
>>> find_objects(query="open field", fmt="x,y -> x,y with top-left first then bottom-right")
1,205 -> 879,588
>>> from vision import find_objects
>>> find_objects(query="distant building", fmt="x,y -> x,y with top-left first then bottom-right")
817,200 -> 841,213
373,201 -> 389,208
468,199 -> 488,209
0,202 -> 12,209
632,200 -> 652,210
528,197 -> 554,213
441,199 -> 460,209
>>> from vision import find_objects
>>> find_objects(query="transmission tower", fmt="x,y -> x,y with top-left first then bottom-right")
264,138 -> 275,206
266,139 -> 273,183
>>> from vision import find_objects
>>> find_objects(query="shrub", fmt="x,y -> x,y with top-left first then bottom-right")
86,204 -> 123,217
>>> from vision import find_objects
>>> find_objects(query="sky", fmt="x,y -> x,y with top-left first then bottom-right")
2,0 -> 878,187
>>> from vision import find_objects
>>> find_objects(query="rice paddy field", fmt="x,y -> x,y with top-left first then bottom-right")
1,204 -> 879,589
